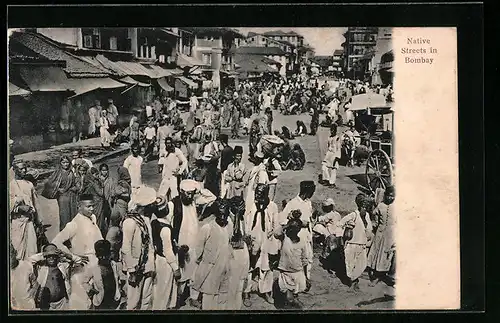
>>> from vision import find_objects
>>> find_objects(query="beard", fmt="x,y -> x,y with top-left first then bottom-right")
180,194 -> 194,206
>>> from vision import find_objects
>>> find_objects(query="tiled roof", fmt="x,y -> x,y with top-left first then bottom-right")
181,27 -> 244,38
232,46 -> 287,56
333,49 -> 344,56
263,30 -> 301,37
234,55 -> 278,73
11,32 -> 110,78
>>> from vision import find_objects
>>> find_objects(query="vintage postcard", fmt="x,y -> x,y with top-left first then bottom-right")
8,25 -> 459,312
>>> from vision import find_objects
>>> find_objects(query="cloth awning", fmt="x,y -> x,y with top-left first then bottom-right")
119,76 -> 151,87
177,54 -> 206,68
175,76 -> 198,88
9,82 -> 31,96
18,66 -> 72,92
157,77 -> 174,92
68,77 -> 127,97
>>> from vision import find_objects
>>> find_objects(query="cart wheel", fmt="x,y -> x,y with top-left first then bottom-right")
365,149 -> 393,194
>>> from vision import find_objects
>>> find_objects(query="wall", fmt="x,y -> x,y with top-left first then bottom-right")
36,28 -> 81,46
373,27 -> 392,69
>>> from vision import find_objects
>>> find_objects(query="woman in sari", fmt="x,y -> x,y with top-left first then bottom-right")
42,156 -> 79,231
99,164 -> 115,237
74,161 -> 89,194
82,167 -> 106,236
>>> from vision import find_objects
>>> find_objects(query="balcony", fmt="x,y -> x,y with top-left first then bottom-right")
196,38 -> 223,49
348,27 -> 378,33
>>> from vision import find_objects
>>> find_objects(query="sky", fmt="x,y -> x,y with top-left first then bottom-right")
235,27 -> 347,56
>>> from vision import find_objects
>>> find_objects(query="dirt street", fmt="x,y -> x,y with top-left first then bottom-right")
35,112 -> 394,310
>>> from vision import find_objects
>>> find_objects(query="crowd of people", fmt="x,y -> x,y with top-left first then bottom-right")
10,73 -> 396,311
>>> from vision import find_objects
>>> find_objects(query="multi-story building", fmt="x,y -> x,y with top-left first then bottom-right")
232,46 -> 288,77
177,27 -> 243,91
262,30 -> 304,48
371,28 -> 393,85
243,33 -> 297,74
332,49 -> 343,75
341,27 -> 378,78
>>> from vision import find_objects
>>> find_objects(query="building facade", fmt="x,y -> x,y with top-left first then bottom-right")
341,27 -> 378,79
371,28 -> 393,85
332,49 -> 343,75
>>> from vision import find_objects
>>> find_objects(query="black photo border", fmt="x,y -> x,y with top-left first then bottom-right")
4,1 -> 485,321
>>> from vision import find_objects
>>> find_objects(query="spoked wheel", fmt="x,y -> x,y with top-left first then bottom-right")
365,149 -> 393,194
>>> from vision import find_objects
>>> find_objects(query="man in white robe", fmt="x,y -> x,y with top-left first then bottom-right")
123,145 -> 143,193
151,199 -> 181,309
158,137 -> 188,200
244,152 -> 269,213
221,146 -> 246,199
191,201 -> 231,310
121,186 -> 157,310
321,125 -> 342,187
51,194 -> 103,310
171,180 -> 216,308
243,184 -> 280,304
10,162 -> 41,261
279,181 -> 316,286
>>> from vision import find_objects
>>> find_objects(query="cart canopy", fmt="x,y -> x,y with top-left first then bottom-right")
348,93 -> 388,111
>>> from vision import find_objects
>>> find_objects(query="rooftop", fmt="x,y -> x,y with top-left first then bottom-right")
333,49 -> 344,56
181,27 -> 244,38
232,46 -> 288,56
11,31 -> 110,78
262,30 -> 302,37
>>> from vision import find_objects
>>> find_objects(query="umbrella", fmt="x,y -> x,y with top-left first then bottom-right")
348,93 -> 388,111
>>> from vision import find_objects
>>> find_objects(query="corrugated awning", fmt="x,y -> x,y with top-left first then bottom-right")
95,55 -> 151,77
9,82 -> 31,96
119,76 -> 151,87
157,77 -> 174,92
141,65 -> 182,79
177,54 -> 206,68
18,66 -> 72,92
175,76 -> 198,88
68,77 -> 127,97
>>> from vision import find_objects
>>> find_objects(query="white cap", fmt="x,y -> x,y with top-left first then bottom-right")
323,198 -> 335,207
255,151 -> 264,159
180,179 -> 200,192
134,186 -> 157,206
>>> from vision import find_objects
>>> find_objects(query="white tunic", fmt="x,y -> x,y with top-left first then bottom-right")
123,155 -> 143,188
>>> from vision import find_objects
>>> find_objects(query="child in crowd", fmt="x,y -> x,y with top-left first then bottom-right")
81,240 -> 122,310
273,217 -> 312,309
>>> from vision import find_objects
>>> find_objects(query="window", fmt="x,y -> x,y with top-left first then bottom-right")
109,36 -> 118,50
202,53 -> 211,65
82,28 -> 101,49
83,35 -> 93,48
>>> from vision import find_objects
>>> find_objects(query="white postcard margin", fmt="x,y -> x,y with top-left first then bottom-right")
394,27 -> 460,309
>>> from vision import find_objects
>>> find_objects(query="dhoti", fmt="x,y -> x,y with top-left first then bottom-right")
344,243 -> 367,280
153,256 -> 177,310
